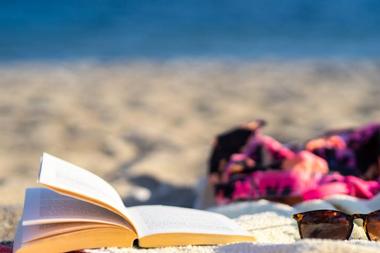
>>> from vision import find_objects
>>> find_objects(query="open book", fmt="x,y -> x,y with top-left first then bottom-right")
13,153 -> 255,253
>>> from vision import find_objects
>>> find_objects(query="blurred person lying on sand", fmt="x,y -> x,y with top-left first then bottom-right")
207,120 -> 380,206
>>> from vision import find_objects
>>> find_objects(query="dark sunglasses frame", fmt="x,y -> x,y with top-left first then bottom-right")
292,209 -> 380,241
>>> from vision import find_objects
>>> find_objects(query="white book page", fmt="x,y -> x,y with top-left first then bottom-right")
21,222 -> 112,243
126,205 -> 250,238
38,153 -> 126,215
22,188 -> 132,231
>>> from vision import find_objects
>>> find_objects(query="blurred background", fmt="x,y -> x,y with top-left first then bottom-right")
1,0 -> 380,213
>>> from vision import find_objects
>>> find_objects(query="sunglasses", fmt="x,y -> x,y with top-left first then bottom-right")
292,209 -> 380,241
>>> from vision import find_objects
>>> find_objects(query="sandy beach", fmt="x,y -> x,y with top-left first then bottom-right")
1,59 -> 380,240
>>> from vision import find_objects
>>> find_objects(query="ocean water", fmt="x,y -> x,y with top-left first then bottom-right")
1,0 -> 380,61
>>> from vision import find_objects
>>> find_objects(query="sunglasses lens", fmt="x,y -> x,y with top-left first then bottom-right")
366,210 -> 380,241
299,211 -> 351,239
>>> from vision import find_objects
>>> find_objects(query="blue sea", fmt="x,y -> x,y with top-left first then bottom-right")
1,0 -> 380,62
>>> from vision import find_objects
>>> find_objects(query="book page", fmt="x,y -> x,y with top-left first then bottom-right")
126,205 -> 251,238
22,188 -> 133,232
38,153 -> 128,218
21,222 -> 113,243
15,226 -> 134,253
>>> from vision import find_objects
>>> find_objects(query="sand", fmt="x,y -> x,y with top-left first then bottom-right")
1,59 -> 380,240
